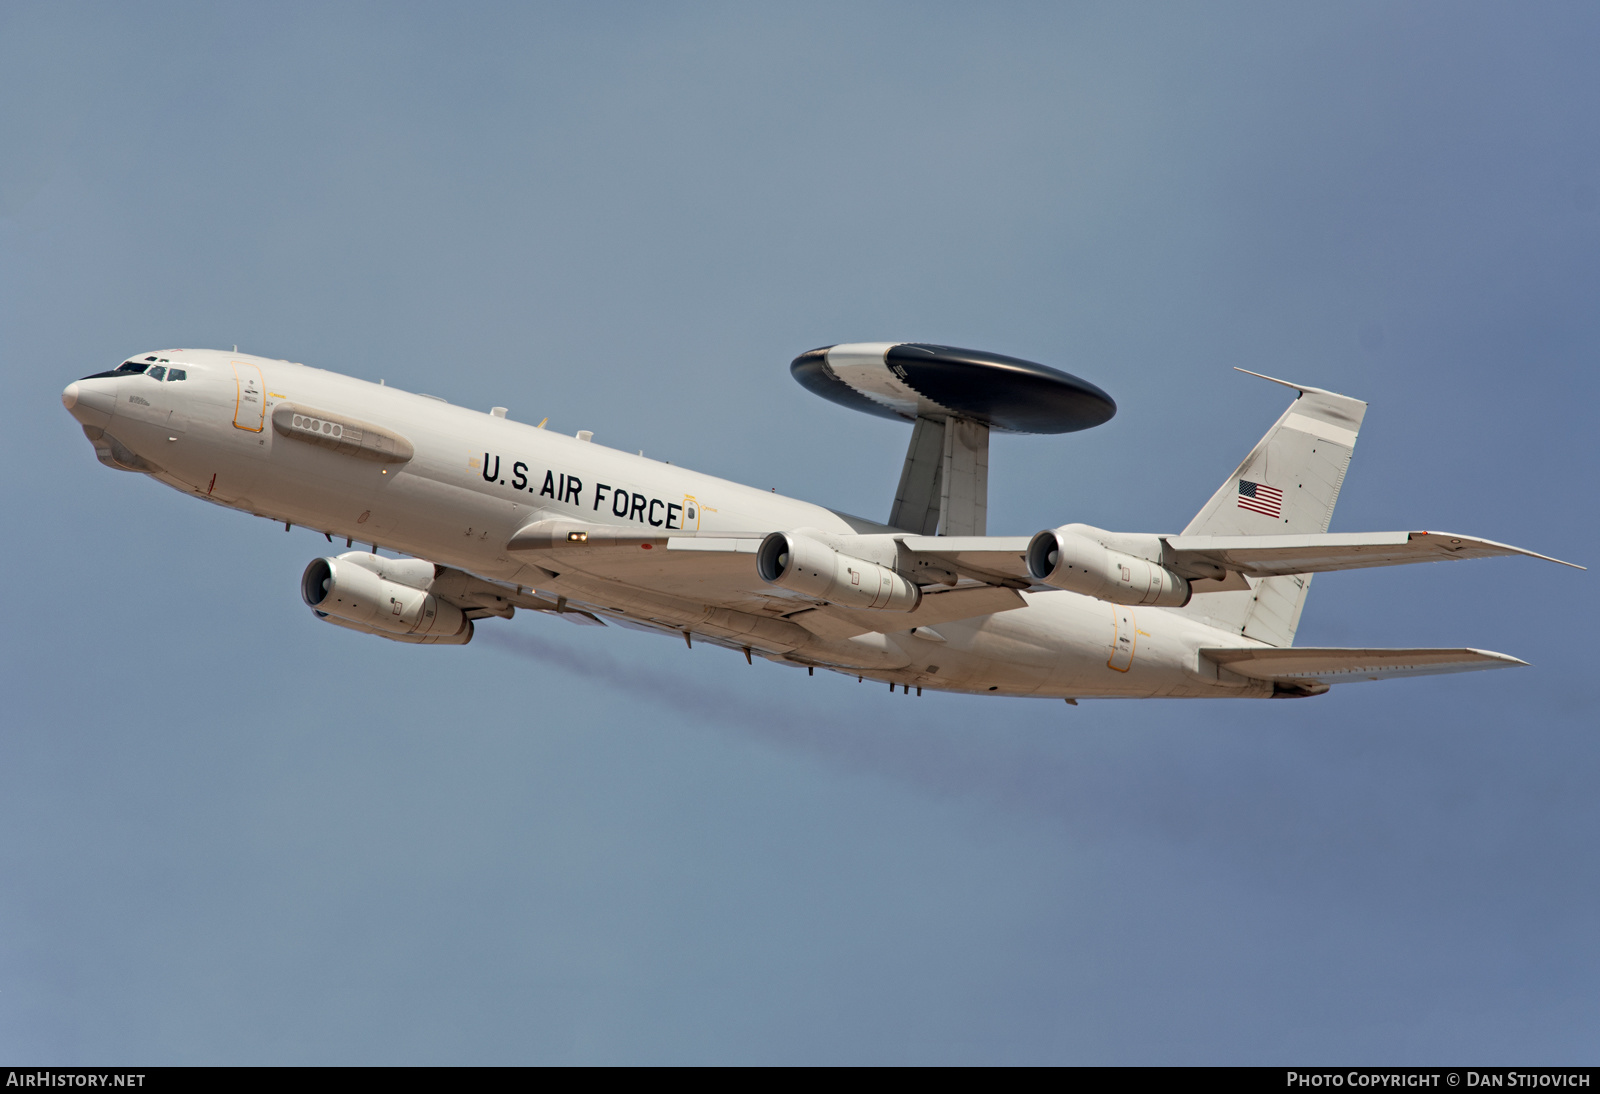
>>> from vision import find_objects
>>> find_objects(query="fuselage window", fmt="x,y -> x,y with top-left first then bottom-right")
116,361 -> 148,374
166,369 -> 186,381
146,366 -> 167,381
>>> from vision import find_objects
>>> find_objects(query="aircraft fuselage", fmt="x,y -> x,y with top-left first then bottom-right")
63,349 -> 1284,700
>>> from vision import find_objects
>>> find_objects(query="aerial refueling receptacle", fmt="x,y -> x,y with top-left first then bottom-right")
789,343 -> 1116,537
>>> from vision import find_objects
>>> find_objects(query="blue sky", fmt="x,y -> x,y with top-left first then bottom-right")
2,2 -> 1596,1063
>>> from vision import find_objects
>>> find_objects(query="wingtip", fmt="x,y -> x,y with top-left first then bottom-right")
1466,649 -> 1530,668
1513,548 -> 1583,570
1413,531 -> 1585,570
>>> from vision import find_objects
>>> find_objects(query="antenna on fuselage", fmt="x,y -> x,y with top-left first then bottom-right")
788,343 -> 1117,536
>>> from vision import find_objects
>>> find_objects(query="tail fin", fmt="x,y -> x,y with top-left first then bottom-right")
1176,371 -> 1368,646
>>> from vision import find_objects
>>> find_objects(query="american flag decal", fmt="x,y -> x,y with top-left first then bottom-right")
1237,479 -> 1283,518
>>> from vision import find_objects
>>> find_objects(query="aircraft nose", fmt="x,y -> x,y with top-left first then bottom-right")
63,379 -> 116,429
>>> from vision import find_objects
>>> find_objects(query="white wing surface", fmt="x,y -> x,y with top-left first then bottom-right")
1168,531 -> 1581,577
505,520 -> 1025,634
896,530 -> 1580,587
1201,646 -> 1527,684
787,585 -> 1025,639
508,528 -> 772,612
896,535 -> 1034,584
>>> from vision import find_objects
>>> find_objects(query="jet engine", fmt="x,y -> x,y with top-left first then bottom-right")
311,610 -> 473,645
756,532 -> 921,612
301,554 -> 472,644
1026,526 -> 1191,608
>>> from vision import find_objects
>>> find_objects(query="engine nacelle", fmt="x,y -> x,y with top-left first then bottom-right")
1026,527 -> 1191,607
311,609 -> 474,645
756,532 -> 922,612
301,555 -> 472,642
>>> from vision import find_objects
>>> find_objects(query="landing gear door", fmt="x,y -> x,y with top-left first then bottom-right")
232,362 -> 265,432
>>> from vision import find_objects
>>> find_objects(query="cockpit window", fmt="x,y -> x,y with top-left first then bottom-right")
144,356 -> 158,362
116,361 -> 148,374
146,365 -> 167,381
167,369 -> 186,381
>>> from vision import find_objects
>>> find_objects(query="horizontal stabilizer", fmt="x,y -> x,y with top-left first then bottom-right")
1168,530 -> 1581,577
1201,646 -> 1527,685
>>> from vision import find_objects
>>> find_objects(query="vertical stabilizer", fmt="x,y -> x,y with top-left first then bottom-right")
1177,373 -> 1367,646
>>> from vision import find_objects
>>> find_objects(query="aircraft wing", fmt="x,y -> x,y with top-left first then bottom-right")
1166,531 -> 1581,578
429,566 -> 561,617
506,521 -> 1029,635
896,530 -> 1580,586
787,584 -> 1025,639
508,522 -> 766,552
1201,646 -> 1527,684
508,529 -> 772,611
511,523 -> 1578,618
896,536 -> 1035,585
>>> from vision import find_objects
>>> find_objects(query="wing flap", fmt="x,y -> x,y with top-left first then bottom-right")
666,537 -> 761,554
1201,646 -> 1527,684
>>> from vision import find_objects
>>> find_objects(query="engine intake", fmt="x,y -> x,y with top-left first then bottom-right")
756,532 -> 921,612
1026,527 -> 1191,607
301,555 -> 471,642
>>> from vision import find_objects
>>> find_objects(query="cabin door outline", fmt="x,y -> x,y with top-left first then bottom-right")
232,362 -> 266,432
1108,606 -> 1136,672
680,495 -> 705,531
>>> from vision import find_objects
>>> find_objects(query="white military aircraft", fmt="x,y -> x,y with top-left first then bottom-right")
61,342 -> 1578,701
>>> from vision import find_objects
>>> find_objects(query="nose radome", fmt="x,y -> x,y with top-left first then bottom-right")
63,379 -> 116,428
